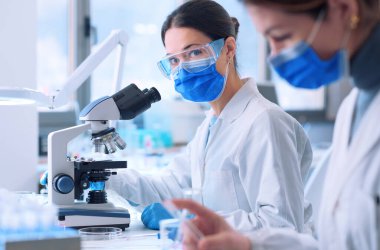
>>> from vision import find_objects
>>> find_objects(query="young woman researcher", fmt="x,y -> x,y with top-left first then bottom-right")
108,0 -> 313,233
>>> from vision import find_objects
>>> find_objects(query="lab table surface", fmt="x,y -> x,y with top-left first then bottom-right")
81,220 -> 161,250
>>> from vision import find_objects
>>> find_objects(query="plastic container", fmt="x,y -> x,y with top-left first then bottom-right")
159,218 -> 182,250
78,227 -> 122,241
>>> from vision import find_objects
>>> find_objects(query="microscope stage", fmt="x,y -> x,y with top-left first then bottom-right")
58,207 -> 130,230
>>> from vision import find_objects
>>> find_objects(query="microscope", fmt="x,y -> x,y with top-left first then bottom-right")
48,84 -> 161,230
0,30 -> 158,230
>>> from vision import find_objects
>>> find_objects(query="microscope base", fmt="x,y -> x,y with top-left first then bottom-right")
58,207 -> 130,230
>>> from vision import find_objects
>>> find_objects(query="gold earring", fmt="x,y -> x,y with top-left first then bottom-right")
350,15 -> 360,29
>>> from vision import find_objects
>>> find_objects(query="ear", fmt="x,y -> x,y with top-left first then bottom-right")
327,0 -> 359,29
224,37 -> 237,62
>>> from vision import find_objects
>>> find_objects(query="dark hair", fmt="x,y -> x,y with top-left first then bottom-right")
240,0 -> 380,22
161,0 -> 240,45
240,0 -> 327,18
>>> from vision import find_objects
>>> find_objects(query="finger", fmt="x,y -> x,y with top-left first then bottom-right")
199,234 -> 229,250
183,227 -> 200,250
170,199 -> 218,218
199,233 -> 251,250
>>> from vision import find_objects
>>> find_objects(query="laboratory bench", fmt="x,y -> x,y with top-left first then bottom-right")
9,192 -> 162,250
81,220 -> 161,250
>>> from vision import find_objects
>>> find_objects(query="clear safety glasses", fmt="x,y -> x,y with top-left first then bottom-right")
157,38 -> 225,80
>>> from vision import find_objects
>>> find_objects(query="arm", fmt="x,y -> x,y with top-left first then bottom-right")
107,144 -> 192,207
225,110 -> 313,232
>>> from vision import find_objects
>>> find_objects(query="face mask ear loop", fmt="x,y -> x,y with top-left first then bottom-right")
213,58 -> 232,102
340,26 -> 352,80
306,10 -> 326,45
341,35 -> 351,81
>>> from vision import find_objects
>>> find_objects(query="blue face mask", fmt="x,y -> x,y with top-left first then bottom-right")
268,42 -> 346,89
174,62 -> 227,102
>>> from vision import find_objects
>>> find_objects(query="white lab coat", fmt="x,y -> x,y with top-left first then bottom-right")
108,78 -> 313,232
247,88 -> 380,250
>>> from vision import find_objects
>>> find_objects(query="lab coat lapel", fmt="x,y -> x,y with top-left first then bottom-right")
323,90 -> 357,213
344,88 -> 380,178
330,89 -> 380,210
191,112 -> 211,203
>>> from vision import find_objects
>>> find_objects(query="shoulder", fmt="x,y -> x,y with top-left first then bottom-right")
239,97 -> 308,146
243,92 -> 299,131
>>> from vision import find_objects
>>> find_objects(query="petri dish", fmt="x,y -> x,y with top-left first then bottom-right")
79,227 -> 122,241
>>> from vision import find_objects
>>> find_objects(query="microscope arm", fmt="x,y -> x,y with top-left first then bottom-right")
48,123 -> 91,205
0,30 -> 127,109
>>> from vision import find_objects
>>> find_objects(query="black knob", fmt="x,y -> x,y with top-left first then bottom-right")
53,174 -> 74,194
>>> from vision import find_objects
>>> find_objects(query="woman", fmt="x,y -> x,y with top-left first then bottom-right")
108,0 -> 313,232
173,0 -> 380,249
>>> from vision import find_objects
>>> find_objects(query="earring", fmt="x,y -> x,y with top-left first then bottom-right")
350,15 -> 360,29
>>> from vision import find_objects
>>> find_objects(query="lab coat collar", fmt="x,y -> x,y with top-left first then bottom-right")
206,78 -> 257,123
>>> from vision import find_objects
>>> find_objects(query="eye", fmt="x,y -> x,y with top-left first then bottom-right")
188,49 -> 203,58
168,57 -> 180,66
271,33 -> 292,42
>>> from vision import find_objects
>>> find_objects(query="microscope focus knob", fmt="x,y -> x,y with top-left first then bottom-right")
53,174 -> 74,194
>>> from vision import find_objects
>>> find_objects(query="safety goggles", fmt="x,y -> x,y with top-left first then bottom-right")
157,38 -> 225,80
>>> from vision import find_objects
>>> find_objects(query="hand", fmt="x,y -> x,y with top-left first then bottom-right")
171,199 -> 251,250
141,202 -> 173,230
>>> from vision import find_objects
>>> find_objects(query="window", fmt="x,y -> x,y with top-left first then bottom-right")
272,72 -> 325,111
37,0 -> 69,95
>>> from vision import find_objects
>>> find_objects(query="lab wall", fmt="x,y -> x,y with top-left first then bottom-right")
0,0 -> 38,192
0,0 -> 37,88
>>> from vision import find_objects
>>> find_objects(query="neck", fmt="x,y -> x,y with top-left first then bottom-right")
209,69 -> 243,116
350,22 -> 380,90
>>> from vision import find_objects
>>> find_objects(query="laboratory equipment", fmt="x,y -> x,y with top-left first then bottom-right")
48,83 -> 161,230
0,29 -> 161,229
0,29 -> 128,196
78,227 -> 122,241
0,189 -> 80,250
0,98 -> 38,192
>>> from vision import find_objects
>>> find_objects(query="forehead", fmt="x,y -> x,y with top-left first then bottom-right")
246,4 -> 313,34
164,27 -> 212,54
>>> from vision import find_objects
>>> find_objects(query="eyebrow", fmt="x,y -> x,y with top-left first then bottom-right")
264,25 -> 283,36
165,43 -> 202,56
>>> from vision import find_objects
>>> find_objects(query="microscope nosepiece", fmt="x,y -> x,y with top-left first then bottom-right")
93,138 -> 103,153
103,139 -> 117,154
92,127 -> 127,154
113,133 -> 127,150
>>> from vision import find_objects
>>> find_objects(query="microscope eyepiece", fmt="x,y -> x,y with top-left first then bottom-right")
142,87 -> 161,103
112,84 -> 161,120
